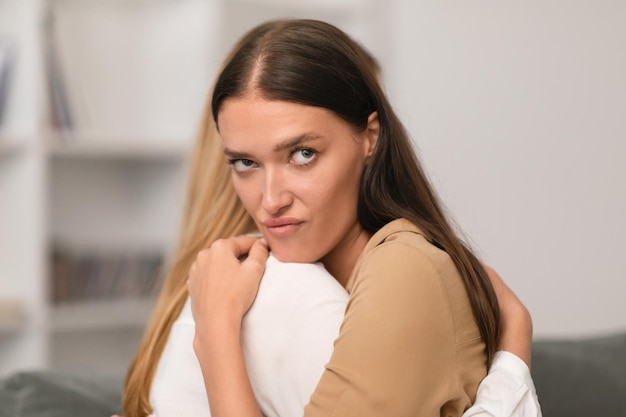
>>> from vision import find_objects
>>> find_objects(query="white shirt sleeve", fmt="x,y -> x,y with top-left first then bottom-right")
149,298 -> 212,417
462,351 -> 542,417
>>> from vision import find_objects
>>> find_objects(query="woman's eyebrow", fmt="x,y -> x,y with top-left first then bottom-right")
274,133 -> 322,152
223,148 -> 251,159
223,134 -> 323,159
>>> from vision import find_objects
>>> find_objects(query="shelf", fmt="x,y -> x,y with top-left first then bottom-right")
46,135 -> 191,161
0,320 -> 24,334
229,0 -> 365,12
51,298 -> 157,333
0,301 -> 27,335
0,137 -> 28,158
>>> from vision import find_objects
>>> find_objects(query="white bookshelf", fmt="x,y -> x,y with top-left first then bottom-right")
47,138 -> 190,161
0,0 -> 47,377
51,298 -> 157,333
0,0 -> 382,377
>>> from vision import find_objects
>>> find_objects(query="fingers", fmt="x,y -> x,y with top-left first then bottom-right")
211,235 -> 260,258
189,235 -> 268,282
186,235 -> 269,326
239,236 -> 269,267
483,263 -> 514,307
483,263 -> 505,292
484,265 -> 515,316
204,236 -> 269,267
244,238 -> 269,270
483,263 -> 533,367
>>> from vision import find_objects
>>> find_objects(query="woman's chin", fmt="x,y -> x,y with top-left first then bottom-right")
268,248 -> 318,264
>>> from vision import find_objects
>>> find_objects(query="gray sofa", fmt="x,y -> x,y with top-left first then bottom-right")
1,332 -> 625,417
531,332 -> 626,417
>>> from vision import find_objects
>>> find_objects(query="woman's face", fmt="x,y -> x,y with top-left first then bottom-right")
217,96 -> 378,266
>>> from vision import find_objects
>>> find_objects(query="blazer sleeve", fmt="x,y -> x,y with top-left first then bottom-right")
303,240 -> 471,417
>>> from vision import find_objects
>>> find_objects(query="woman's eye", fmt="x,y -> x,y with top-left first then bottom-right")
291,148 -> 316,166
230,159 -> 257,173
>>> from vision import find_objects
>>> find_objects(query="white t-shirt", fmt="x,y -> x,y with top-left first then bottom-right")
150,255 -> 541,417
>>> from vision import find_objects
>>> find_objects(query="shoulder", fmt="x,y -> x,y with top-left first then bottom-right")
346,219 -> 480,339
374,219 -> 450,263
354,219 -> 483,346
243,255 -> 349,417
348,218 -> 455,292
245,254 -> 348,330
257,254 -> 347,303
345,219 -> 458,322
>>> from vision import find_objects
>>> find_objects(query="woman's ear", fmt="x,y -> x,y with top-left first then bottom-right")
364,111 -> 380,158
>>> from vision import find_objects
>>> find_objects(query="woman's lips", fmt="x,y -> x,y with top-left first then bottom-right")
262,218 -> 304,237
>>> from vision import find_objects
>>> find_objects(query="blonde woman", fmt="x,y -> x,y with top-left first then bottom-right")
123,20 -> 540,417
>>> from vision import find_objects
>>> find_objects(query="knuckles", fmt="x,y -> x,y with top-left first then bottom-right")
209,238 -> 232,251
191,237 -> 267,279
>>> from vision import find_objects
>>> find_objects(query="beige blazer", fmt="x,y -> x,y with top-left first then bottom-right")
304,218 -> 487,417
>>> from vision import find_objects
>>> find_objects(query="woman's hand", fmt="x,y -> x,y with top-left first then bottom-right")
186,235 -> 268,417
484,265 -> 533,368
187,235 -> 269,337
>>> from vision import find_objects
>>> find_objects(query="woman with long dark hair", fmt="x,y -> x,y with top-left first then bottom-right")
180,19 -> 539,416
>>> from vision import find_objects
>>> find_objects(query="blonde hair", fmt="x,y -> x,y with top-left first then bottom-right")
122,99 -> 256,417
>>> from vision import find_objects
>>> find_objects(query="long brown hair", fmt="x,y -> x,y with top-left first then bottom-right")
211,19 -> 500,362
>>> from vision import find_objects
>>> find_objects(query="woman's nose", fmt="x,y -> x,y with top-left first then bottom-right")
261,168 -> 293,215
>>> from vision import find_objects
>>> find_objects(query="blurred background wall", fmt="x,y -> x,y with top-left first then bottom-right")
385,0 -> 626,338
0,0 -> 624,376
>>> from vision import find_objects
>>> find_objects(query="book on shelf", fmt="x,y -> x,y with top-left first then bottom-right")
43,0 -> 214,144
43,7 -> 74,141
0,36 -> 16,127
50,246 -> 165,304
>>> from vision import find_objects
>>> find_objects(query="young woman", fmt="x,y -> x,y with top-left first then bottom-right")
123,19 -> 540,417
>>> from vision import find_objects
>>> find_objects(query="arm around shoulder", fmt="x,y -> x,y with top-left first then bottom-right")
466,265 -> 542,417
483,264 -> 533,367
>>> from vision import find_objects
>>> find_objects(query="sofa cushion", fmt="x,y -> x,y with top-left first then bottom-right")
532,332 -> 626,417
0,371 -> 122,417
